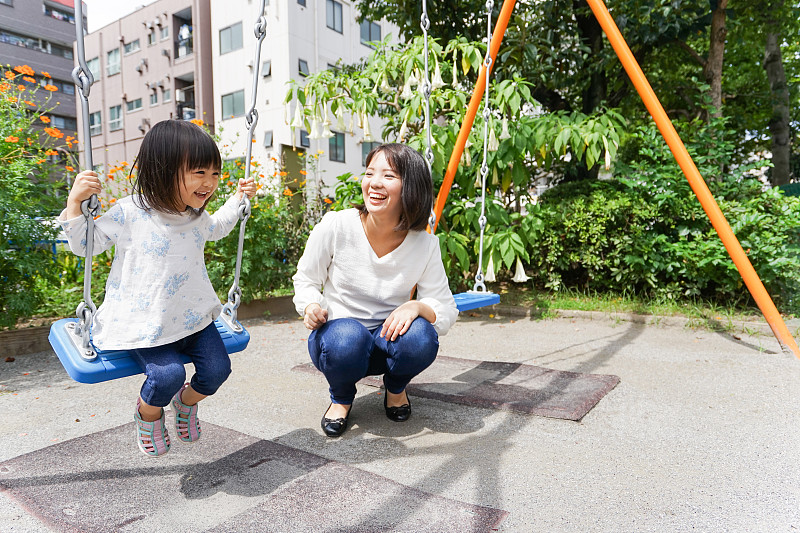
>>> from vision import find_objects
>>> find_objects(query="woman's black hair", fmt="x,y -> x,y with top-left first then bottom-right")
130,119 -> 222,214
358,143 -> 433,231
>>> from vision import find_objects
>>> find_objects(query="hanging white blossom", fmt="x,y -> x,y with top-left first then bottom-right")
460,137 -> 473,167
431,61 -> 445,90
308,115 -> 321,139
484,256 -> 496,283
512,257 -> 530,283
320,120 -> 334,139
488,124 -> 499,151
499,116 -> 511,140
380,74 -> 392,93
336,106 -> 345,130
363,113 -> 374,142
397,117 -> 408,142
348,112 -> 355,134
291,102 -> 304,129
400,77 -> 414,100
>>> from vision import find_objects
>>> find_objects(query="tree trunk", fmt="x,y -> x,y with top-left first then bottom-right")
573,0 -> 606,115
763,5 -> 792,186
704,0 -> 728,119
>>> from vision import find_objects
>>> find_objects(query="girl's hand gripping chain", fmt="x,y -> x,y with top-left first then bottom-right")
65,170 -> 101,219
236,178 -> 257,200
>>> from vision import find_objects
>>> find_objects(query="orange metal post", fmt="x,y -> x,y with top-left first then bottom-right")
584,0 -> 799,358
431,0 -> 517,232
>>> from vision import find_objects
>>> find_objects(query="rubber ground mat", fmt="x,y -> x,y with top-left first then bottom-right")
0,423 -> 507,532
294,355 -> 620,421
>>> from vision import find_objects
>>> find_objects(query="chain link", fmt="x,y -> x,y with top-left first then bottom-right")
221,0 -> 267,328
472,0 -> 494,293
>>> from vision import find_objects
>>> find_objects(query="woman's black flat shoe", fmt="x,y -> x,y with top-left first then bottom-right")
321,403 -> 351,437
384,391 -> 411,422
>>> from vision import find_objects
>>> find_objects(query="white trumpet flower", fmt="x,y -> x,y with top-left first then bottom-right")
348,112 -> 355,134
431,61 -> 445,90
512,257 -> 530,283
488,125 -> 499,151
291,102 -> 304,129
484,256 -> 496,283
380,74 -> 392,93
397,117 -> 408,142
499,117 -> 511,140
460,138 -> 473,167
308,115 -> 321,139
400,77 -> 414,100
363,113 -> 374,142
320,120 -> 334,139
336,107 -> 345,130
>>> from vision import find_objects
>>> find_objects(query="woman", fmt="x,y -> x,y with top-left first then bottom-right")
293,143 -> 459,437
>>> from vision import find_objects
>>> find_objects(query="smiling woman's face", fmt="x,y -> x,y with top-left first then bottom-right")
361,151 -> 403,223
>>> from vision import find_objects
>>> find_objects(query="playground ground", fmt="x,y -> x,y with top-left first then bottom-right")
1,309 -> 798,532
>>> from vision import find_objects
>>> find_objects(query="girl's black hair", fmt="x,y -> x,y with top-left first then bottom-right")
358,143 -> 433,231
130,119 -> 222,214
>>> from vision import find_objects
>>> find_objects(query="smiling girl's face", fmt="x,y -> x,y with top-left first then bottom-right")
178,166 -> 220,210
361,151 -> 403,223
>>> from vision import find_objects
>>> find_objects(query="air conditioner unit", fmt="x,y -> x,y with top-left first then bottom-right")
157,80 -> 164,88
145,21 -> 154,30
155,16 -> 162,26
121,92 -> 128,101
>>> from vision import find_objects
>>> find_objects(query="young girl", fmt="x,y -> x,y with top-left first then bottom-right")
60,119 -> 256,456
293,143 -> 458,437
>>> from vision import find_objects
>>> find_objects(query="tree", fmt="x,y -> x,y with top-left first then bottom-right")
763,0 -> 793,186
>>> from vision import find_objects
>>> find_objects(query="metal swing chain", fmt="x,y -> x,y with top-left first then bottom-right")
71,0 -> 99,360
220,0 -> 267,331
473,0 -> 494,293
420,0 -> 437,229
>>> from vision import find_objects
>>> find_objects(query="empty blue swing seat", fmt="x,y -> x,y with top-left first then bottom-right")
49,317 -> 250,384
453,291 -> 500,312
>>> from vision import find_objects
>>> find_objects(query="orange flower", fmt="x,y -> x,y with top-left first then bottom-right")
279,171 -> 287,176
43,84 -> 58,92
4,136 -> 19,143
37,159 -> 45,164
299,170 -> 308,175
323,198 -> 333,204
282,188 -> 292,196
110,198 -> 116,203
39,116 -> 50,123
22,76 -> 35,83
40,71 -> 51,78
65,165 -> 75,172
44,149 -> 57,156
44,127 -> 64,138
24,101 -> 34,106
251,139 -> 256,143
189,118 -> 204,127
17,85 -> 24,91
14,65 -> 35,76
4,71 -> 15,80
0,82 -> 8,93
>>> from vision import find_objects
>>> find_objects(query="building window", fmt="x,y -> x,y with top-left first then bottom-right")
149,91 -> 158,106
44,5 -> 74,23
0,28 -> 72,58
263,130 -> 273,148
329,131 -> 345,162
160,26 -> 169,40
219,22 -> 243,55
123,39 -> 140,54
109,105 -> 122,130
126,98 -> 142,113
362,141 -> 381,166
262,60 -> 271,78
51,115 -> 77,131
0,0 -> 13,6
221,90 -> 245,118
106,48 -> 120,76
299,129 -> 309,148
326,0 -> 342,33
360,20 -> 381,46
89,111 -> 101,136
146,27 -> 157,46
297,0 -> 306,6
86,57 -> 100,80
298,59 -> 309,77
162,88 -> 171,102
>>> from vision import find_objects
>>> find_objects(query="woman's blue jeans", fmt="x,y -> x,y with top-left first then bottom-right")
132,321 -> 232,407
308,317 -> 439,405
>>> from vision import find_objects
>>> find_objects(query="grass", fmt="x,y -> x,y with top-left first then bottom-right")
488,282 -> 773,332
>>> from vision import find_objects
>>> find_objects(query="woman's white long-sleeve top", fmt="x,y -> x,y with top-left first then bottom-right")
292,209 -> 459,335
58,195 -> 241,350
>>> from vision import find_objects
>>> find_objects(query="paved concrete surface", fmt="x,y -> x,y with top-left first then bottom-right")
1,311 -> 799,531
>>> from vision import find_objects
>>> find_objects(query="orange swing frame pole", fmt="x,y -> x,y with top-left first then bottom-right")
584,0 -> 799,358
431,0 -> 517,232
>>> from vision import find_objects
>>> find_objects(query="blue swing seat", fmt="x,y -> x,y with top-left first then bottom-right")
49,317 -> 250,384
453,291 -> 500,312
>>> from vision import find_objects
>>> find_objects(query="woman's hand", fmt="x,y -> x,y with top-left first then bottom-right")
236,177 -> 257,200
64,170 -> 101,219
303,303 -> 328,331
381,301 -> 424,341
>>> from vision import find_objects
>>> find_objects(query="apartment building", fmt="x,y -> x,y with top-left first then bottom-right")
211,0 -> 396,191
75,0 -> 214,172
0,0 -> 82,162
